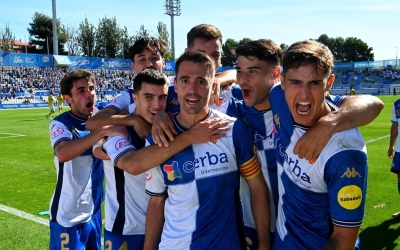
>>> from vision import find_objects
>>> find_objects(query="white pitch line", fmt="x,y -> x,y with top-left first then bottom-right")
0,132 -> 26,138
0,204 -> 48,226
365,134 -> 390,144
0,204 -> 105,245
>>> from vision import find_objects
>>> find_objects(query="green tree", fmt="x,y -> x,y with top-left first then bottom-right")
27,12 -> 67,54
134,25 -> 150,41
77,17 -> 96,57
95,16 -> 122,58
221,38 -> 238,67
221,38 -> 252,66
118,26 -> 133,59
157,21 -> 173,60
280,43 -> 289,53
65,24 -> 80,56
316,34 -> 374,62
0,23 -> 15,52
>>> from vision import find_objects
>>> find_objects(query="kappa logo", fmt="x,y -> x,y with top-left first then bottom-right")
163,161 -> 182,181
340,167 -> 362,178
115,138 -> 130,150
274,114 -> 280,129
169,98 -> 179,105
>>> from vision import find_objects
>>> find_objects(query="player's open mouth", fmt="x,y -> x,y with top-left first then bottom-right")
296,102 -> 310,115
86,101 -> 93,108
242,89 -> 252,99
149,111 -> 158,115
186,98 -> 199,105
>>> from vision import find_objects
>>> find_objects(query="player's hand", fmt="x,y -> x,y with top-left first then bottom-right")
186,118 -> 231,144
294,119 -> 332,161
152,111 -> 178,147
93,146 -> 110,160
388,147 -> 395,158
208,81 -> 221,106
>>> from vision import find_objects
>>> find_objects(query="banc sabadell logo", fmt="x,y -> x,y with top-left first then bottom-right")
42,56 -> 49,63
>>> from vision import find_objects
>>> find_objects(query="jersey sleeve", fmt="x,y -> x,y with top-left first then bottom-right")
232,119 -> 261,179
103,136 -> 136,166
326,94 -> 346,107
392,103 -> 397,122
105,90 -> 133,112
49,120 -> 72,149
145,166 -> 167,196
324,150 -> 368,228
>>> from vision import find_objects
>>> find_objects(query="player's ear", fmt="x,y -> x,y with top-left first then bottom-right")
326,74 -> 335,92
63,95 -> 72,105
280,74 -> 285,90
132,92 -> 138,103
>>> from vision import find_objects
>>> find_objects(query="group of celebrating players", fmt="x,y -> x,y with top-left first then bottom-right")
47,23 -> 385,250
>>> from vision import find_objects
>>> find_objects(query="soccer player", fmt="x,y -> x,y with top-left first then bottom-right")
143,51 -> 270,249
48,69 -> 126,250
270,40 -> 370,249
46,91 -> 55,120
86,36 -> 168,132
151,23 -> 239,146
57,92 -> 63,113
388,98 -> 400,218
103,69 -> 169,249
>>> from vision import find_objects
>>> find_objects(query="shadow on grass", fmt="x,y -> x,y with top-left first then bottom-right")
360,217 -> 400,249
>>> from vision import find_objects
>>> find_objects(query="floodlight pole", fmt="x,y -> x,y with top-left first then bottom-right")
165,0 -> 181,60
52,0 -> 58,55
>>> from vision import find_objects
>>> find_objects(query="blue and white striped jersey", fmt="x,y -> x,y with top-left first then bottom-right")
145,109 -> 259,249
270,84 -> 368,250
49,111 -> 104,227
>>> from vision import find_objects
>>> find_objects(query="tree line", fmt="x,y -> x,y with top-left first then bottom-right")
1,13 -> 374,66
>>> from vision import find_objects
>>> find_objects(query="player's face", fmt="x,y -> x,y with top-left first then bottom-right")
132,48 -> 164,73
132,83 -> 168,124
281,64 -> 334,126
236,55 -> 280,110
174,61 -> 215,115
65,78 -> 96,119
187,38 -> 221,70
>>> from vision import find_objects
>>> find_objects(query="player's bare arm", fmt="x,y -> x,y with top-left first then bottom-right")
55,125 -> 127,162
143,195 -> 166,250
294,95 -> 384,160
245,168 -> 271,250
324,226 -> 360,250
86,107 -> 151,133
104,118 -> 230,175
388,121 -> 398,158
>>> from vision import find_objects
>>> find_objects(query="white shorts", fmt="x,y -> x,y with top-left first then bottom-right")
49,106 -> 55,112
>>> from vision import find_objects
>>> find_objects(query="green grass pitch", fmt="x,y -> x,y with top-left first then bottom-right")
0,96 -> 400,249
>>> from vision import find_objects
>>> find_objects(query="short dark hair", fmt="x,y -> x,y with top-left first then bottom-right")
128,36 -> 168,62
187,24 -> 223,49
133,69 -> 168,94
283,40 -> 334,76
175,51 -> 215,77
235,39 -> 283,67
60,69 -> 94,96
